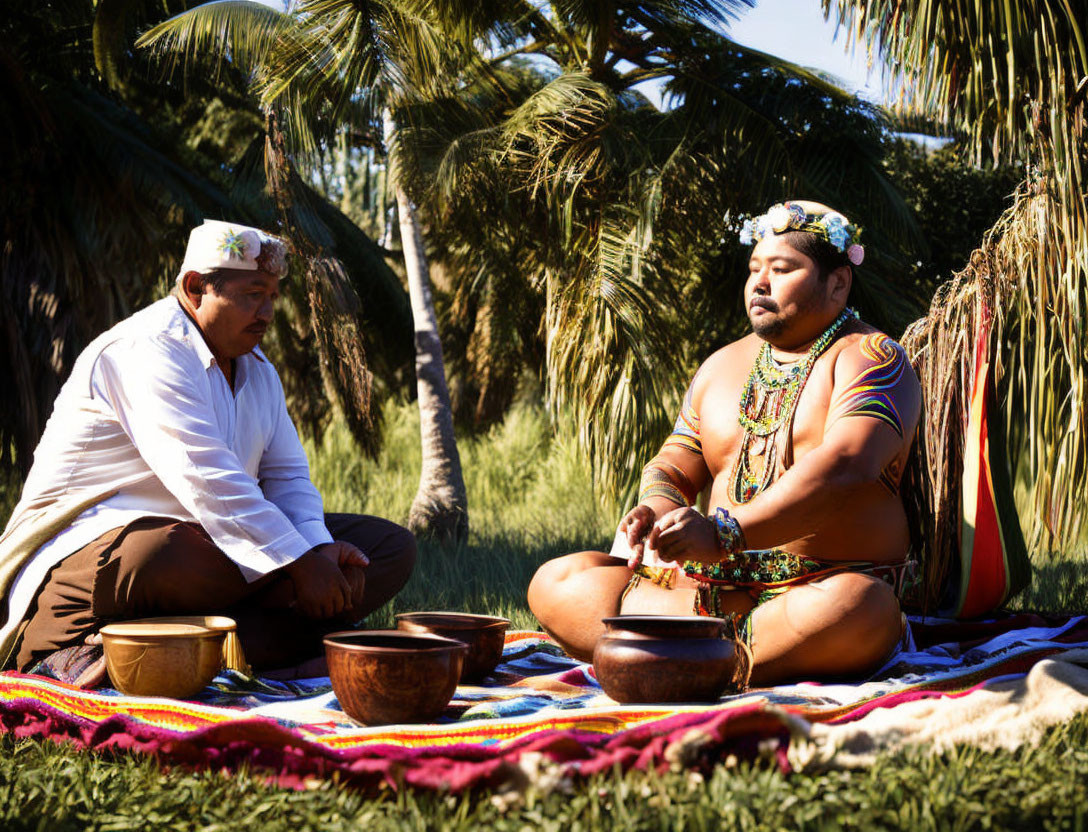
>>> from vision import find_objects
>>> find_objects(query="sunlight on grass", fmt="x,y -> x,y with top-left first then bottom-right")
305,401 -> 617,631
306,400 -> 616,546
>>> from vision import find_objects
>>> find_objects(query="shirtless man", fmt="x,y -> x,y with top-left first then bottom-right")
528,201 -> 921,686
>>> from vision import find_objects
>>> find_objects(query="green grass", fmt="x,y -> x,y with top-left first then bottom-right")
1008,547 -> 1088,614
306,400 -> 616,547
306,401 -> 616,631
1,401 -> 1086,829
2,713 -> 1086,830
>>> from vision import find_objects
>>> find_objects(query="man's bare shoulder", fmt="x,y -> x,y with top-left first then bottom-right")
699,333 -> 761,371
829,324 -> 916,383
690,334 -> 761,394
825,322 -> 921,437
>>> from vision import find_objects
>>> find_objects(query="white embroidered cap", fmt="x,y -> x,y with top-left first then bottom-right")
177,220 -> 289,282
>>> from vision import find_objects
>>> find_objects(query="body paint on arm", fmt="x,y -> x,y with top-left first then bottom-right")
663,382 -> 702,455
831,334 -> 908,437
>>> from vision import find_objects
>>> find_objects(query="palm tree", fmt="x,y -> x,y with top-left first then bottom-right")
141,0 -> 934,525
138,0 -> 470,541
822,0 -> 1087,594
395,2 -> 926,503
0,2 -> 238,476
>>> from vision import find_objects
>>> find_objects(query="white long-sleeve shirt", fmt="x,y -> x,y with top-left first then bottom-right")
3,297 -> 332,645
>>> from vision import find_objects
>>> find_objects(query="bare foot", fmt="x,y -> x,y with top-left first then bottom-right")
75,632 -> 107,689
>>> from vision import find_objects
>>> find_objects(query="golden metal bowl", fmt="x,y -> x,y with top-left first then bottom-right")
100,617 -> 231,698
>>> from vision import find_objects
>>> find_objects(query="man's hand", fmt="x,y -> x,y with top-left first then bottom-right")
285,541 -> 368,619
342,565 -> 367,610
322,540 -> 369,570
326,540 -> 368,611
618,504 -> 657,566
647,507 -> 719,564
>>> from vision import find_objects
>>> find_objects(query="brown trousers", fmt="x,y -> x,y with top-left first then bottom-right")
16,513 -> 416,672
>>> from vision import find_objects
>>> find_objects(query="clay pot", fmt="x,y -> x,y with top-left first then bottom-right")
100,618 -> 229,698
592,615 -> 747,703
324,631 -> 468,725
395,612 -> 509,681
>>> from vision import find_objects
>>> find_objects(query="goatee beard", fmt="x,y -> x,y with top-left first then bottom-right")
750,313 -> 785,339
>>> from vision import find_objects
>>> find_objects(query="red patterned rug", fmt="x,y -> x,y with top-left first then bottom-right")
2,614 -> 1086,792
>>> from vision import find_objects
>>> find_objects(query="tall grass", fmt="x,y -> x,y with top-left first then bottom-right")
304,401 -> 616,630
306,400 -> 615,546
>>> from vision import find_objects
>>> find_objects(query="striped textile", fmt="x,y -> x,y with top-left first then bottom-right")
950,304 -> 1031,617
2,617 -> 1086,792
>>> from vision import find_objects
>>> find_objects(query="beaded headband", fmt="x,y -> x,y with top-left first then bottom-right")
739,202 -> 865,266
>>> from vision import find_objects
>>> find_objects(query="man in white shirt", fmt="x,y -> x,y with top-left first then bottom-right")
0,220 -> 416,678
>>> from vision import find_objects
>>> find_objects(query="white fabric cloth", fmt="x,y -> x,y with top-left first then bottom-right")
787,647 -> 1088,770
1,297 -> 331,651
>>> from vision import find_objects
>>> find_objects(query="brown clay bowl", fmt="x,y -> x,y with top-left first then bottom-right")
592,615 -> 745,704
395,612 -> 510,681
100,618 -> 230,698
324,630 -> 468,725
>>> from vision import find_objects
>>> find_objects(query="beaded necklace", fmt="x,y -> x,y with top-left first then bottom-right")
730,307 -> 857,503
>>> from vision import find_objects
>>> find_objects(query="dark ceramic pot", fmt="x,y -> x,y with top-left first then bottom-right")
324,631 -> 468,725
592,615 -> 746,703
395,612 -> 510,681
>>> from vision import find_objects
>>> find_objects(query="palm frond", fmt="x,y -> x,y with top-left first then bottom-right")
398,0 -> 530,52
93,0 -> 138,89
903,177 -> 1088,601
264,111 -> 391,455
1,82 -> 240,473
136,0 -> 289,83
829,0 -> 1088,552
544,231 -> 681,506
824,0 -> 1087,171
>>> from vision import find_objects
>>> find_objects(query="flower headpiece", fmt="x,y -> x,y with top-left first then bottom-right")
739,202 -> 865,266
177,219 -> 289,282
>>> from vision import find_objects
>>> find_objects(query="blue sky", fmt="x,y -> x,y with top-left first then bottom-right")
256,0 -> 886,103
725,1 -> 884,102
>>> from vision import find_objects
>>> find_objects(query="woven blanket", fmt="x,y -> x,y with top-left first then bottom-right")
2,613 -> 1087,792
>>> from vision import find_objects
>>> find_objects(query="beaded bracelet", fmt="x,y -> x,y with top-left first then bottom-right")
713,507 -> 746,556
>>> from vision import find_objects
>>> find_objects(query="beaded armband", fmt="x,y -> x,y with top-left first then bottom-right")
713,507 -> 746,556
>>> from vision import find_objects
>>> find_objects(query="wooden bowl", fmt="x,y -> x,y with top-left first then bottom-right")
324,631 -> 468,725
100,618 -> 229,698
592,615 -> 745,703
395,612 -> 510,681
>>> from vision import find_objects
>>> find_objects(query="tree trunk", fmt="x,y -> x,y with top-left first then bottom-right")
383,110 -> 468,543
